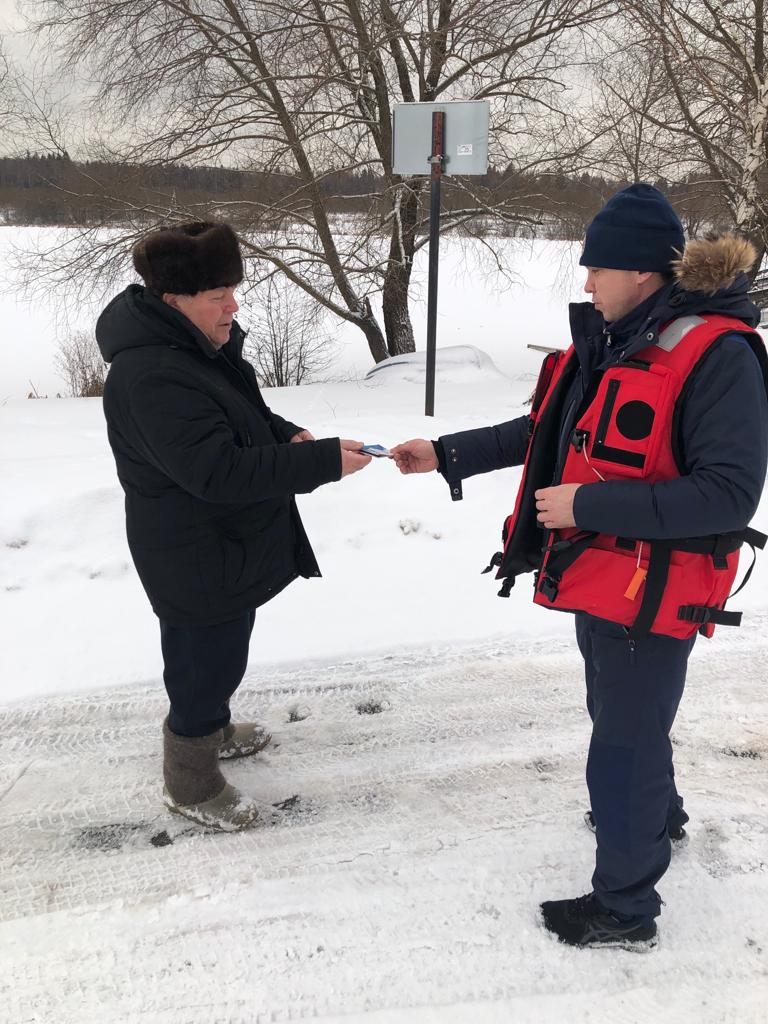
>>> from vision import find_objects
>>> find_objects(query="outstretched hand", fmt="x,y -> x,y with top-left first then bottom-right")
340,438 -> 372,477
390,439 -> 439,475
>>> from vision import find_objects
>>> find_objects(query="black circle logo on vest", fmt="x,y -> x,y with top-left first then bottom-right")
615,400 -> 655,441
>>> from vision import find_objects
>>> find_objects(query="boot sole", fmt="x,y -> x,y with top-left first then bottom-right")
582,934 -> 658,952
162,789 -> 262,832
164,800 -> 247,832
544,925 -> 659,953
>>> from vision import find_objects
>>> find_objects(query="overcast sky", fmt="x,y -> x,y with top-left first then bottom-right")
2,1 -> 96,158
1,0 -> 27,58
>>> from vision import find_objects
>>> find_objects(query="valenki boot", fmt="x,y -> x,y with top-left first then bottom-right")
162,719 -> 266,831
219,721 -> 272,759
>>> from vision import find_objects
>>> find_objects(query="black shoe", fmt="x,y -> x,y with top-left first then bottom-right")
584,809 -> 687,843
667,821 -> 688,843
540,893 -> 657,949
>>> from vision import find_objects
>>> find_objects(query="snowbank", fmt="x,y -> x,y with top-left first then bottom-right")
364,345 -> 508,384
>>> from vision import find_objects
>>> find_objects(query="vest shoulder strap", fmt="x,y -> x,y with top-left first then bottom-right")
657,315 -> 709,352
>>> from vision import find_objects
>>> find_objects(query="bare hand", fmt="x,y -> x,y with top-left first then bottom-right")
535,484 -> 582,529
339,438 -> 372,477
291,429 -> 315,442
390,439 -> 438,475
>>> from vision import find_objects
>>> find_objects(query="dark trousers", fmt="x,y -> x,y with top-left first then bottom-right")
575,612 -> 696,919
159,611 -> 256,737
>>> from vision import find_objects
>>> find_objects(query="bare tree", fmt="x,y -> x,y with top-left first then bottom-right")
55,329 -> 107,396
588,36 -> 732,236
600,0 -> 768,272
0,41 -> 8,119
240,277 -> 336,387
0,39 -> 21,149
590,37 -> 672,184
19,0 -> 612,363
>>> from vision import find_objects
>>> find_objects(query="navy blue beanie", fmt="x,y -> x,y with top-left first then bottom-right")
579,183 -> 685,272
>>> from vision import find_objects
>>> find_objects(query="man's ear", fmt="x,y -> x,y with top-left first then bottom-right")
635,271 -> 655,286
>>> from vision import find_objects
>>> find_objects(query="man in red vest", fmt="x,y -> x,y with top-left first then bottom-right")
392,184 -> 768,948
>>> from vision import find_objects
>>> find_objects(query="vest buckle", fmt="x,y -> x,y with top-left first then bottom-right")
481,551 -> 503,575
539,572 -> 560,602
571,429 -> 589,453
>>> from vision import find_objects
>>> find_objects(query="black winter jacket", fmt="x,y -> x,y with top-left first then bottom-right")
96,285 -> 342,625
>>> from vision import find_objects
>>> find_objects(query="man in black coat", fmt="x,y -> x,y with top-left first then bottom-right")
96,221 -> 371,831
391,185 -> 768,948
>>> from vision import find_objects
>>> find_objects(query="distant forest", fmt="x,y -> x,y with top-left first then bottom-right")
0,152 -> 734,241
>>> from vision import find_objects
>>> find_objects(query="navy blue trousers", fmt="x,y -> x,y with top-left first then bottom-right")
575,613 -> 695,919
160,611 -> 256,737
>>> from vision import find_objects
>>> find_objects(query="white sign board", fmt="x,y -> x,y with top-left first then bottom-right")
392,101 -> 490,176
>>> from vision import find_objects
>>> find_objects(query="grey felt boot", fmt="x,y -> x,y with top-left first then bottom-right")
162,719 -> 265,831
219,721 -> 272,759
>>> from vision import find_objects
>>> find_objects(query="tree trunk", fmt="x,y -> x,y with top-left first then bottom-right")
358,301 -> 390,363
382,184 -> 420,357
745,235 -> 765,288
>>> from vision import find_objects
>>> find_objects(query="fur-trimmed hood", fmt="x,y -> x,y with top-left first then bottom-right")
672,234 -> 757,295
569,233 -> 761,371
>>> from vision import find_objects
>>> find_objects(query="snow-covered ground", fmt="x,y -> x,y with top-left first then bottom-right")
3,623 -> 768,1023
1,227 -> 767,1022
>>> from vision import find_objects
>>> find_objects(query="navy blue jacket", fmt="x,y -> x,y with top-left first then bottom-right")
437,276 -> 768,541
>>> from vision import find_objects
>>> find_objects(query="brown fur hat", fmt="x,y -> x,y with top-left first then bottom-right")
132,221 -> 244,296
672,234 -> 757,295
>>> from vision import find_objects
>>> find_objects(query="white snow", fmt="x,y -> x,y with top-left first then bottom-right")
1,227 -> 767,1022
364,345 -> 509,384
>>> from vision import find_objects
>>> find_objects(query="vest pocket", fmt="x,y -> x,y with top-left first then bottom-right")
587,364 -> 673,479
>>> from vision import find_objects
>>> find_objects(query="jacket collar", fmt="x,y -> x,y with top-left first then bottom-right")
96,284 -> 246,364
569,273 -> 760,375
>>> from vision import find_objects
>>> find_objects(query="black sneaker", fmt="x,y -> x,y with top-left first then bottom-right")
584,809 -> 687,843
540,893 -> 657,949
668,821 -> 688,843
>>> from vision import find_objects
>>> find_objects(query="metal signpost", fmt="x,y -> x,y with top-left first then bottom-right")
424,111 -> 445,417
392,100 -> 490,416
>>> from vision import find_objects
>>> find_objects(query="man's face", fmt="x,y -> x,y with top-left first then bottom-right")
164,286 -> 239,348
583,267 -> 648,324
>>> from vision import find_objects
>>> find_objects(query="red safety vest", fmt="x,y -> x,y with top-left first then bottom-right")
490,314 -> 767,640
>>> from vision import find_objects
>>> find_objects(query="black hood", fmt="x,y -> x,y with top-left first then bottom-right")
96,284 -> 243,363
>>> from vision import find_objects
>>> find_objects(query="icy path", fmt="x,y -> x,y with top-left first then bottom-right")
1,622 -> 767,1024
